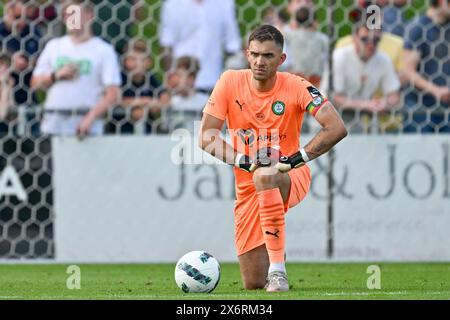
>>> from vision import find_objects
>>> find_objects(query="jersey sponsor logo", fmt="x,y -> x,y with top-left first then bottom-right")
256,112 -> 265,120
307,86 -> 321,98
207,98 -> 215,107
237,129 -> 255,146
271,101 -> 285,116
257,133 -> 287,143
236,128 -> 287,148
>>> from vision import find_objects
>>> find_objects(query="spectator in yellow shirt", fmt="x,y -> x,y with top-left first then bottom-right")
334,7 -> 404,73
335,31 -> 404,73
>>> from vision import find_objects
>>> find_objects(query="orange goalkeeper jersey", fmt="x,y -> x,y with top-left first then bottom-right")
203,69 -> 323,199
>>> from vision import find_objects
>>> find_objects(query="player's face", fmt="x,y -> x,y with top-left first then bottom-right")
247,40 -> 286,81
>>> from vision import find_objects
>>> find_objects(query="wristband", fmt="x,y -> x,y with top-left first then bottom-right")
234,153 -> 244,167
300,148 -> 310,163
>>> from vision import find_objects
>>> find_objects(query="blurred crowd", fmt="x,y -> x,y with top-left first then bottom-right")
0,0 -> 449,136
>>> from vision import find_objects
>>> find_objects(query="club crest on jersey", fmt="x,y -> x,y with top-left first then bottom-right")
271,101 -> 285,116
312,96 -> 323,106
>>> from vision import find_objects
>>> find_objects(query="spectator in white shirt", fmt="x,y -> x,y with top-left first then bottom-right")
159,0 -> 241,93
31,0 -> 121,137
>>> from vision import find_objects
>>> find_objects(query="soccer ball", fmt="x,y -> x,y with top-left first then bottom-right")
174,250 -> 221,293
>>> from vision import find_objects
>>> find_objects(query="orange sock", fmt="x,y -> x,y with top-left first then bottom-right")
257,188 -> 285,263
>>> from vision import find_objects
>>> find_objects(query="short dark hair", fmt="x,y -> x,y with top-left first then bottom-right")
248,24 -> 284,49
430,0 -> 448,7
295,7 -> 314,27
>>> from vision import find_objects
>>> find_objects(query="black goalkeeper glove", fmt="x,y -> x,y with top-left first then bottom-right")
275,149 -> 309,173
253,146 -> 281,167
234,147 -> 282,173
234,153 -> 257,172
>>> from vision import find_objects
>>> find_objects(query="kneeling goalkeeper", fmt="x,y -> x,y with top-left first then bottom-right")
198,25 -> 347,292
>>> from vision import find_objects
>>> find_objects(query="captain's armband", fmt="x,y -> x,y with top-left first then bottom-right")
306,96 -> 328,116
305,86 -> 328,116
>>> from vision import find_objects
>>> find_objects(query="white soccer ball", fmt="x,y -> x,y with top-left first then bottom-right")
174,250 -> 221,293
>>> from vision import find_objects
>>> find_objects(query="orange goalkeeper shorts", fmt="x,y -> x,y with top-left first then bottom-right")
233,164 -> 311,256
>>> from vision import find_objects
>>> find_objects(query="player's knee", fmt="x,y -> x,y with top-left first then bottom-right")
253,167 -> 282,190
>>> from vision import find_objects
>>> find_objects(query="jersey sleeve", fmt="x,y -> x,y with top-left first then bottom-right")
298,78 -> 328,117
202,71 -> 231,120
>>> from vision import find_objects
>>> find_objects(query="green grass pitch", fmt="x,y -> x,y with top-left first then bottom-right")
0,263 -> 448,300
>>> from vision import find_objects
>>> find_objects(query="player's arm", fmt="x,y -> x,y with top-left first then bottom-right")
275,101 -> 347,172
198,113 -> 255,172
303,101 -> 347,160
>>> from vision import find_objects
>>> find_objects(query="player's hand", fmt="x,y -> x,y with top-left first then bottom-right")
253,146 -> 281,168
274,150 -> 307,173
234,153 -> 257,172
235,147 -> 283,172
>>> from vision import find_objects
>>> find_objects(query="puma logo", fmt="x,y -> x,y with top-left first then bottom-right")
265,230 -> 280,238
235,99 -> 245,111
